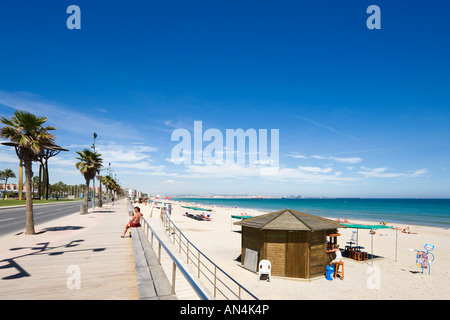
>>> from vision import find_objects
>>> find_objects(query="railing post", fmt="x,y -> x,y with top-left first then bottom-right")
214,266 -> 217,298
172,225 -> 175,244
158,242 -> 162,265
198,252 -> 201,278
186,242 -> 189,265
172,262 -> 177,294
151,232 -> 154,248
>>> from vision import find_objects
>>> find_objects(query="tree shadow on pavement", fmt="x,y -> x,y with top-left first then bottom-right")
0,237 -> 106,280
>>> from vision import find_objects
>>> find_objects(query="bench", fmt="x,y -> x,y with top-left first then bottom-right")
131,227 -> 176,300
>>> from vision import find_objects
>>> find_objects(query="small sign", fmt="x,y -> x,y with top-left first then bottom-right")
416,251 -> 429,269
243,248 -> 259,273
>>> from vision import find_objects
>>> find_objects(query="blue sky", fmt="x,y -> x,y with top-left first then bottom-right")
0,0 -> 449,198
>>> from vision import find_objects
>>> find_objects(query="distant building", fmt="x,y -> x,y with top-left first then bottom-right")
0,183 -> 18,192
123,188 -> 142,199
88,186 -> 100,194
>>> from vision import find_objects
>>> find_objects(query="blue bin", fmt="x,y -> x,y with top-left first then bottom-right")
326,265 -> 334,281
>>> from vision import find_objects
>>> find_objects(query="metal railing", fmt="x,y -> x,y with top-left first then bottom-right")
128,200 -> 209,299
159,210 -> 258,300
140,217 -> 210,300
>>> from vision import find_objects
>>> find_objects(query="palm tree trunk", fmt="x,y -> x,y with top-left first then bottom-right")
39,163 -> 43,200
84,179 -> 89,214
4,178 -> 7,199
45,160 -> 49,200
24,159 -> 35,235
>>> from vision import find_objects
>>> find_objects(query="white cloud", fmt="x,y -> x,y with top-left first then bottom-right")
332,157 -> 363,164
0,90 -> 141,142
0,149 -> 19,164
295,115 -> 358,141
287,153 -> 307,159
358,167 -> 403,178
358,167 -> 428,179
95,143 -> 157,164
274,167 -> 357,184
298,166 -> 333,173
177,163 -> 357,185
312,155 -> 362,164
411,168 -> 429,177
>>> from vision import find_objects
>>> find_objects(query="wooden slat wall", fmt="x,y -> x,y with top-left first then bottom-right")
287,231 -> 308,278
241,226 -> 264,265
309,230 -> 327,277
265,230 -> 287,276
241,227 -> 331,279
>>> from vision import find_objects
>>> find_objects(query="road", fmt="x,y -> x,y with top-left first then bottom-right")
0,201 -> 86,237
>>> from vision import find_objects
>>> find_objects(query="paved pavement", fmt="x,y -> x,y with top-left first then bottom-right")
0,201 -> 85,236
0,199 -> 138,300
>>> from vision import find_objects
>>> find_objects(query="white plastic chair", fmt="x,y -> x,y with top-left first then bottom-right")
258,260 -> 271,282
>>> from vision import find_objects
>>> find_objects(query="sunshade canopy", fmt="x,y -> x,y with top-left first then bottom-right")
231,215 -> 254,220
181,206 -> 212,212
342,224 -> 393,230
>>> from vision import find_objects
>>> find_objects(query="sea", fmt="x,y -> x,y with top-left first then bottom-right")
173,198 -> 450,229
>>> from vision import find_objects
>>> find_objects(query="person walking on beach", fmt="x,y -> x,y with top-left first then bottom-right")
121,207 -> 142,238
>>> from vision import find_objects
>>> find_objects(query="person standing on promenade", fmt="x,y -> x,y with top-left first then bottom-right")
121,207 -> 142,238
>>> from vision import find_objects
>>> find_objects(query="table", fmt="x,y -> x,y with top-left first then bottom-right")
347,246 -> 366,260
350,249 -> 369,261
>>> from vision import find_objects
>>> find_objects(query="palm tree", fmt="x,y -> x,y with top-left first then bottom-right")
75,148 -> 103,213
1,169 -> 16,197
1,110 -> 56,234
3,169 -> 16,194
101,175 -> 115,204
32,175 -> 40,198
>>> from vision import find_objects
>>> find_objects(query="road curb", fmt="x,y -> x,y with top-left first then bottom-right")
0,200 -> 85,210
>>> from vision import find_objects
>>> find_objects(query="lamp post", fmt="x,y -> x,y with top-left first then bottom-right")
92,133 -> 97,210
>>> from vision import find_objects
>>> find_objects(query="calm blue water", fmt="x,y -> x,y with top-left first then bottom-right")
173,198 -> 450,229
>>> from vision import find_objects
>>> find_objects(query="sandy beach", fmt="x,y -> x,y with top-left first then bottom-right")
137,201 -> 449,300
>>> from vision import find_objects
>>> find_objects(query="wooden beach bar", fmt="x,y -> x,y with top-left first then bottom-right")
235,209 -> 346,279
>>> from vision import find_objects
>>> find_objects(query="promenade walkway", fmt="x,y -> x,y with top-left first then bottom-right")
0,199 -> 138,300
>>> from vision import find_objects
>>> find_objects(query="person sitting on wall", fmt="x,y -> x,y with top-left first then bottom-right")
121,207 -> 142,238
